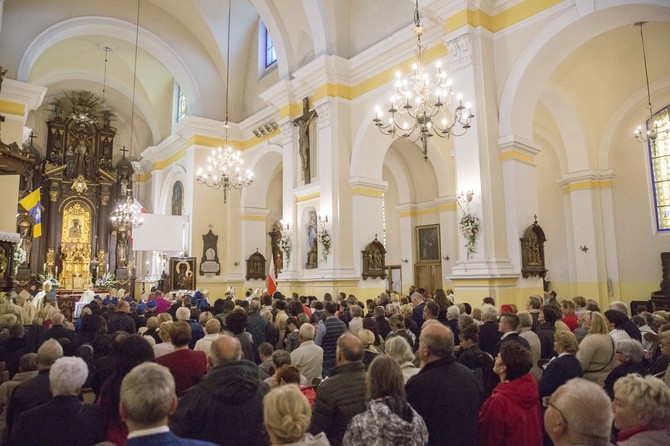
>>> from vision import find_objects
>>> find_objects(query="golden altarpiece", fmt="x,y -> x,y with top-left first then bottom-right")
15,91 -> 132,291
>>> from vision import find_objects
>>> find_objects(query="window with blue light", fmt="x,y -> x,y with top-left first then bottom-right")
648,106 -> 670,230
264,26 -> 276,68
176,84 -> 186,122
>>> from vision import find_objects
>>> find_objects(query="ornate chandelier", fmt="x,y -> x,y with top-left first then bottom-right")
633,22 -> 666,145
373,0 -> 473,160
110,191 -> 144,228
195,0 -> 253,202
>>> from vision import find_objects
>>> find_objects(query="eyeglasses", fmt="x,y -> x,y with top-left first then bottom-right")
542,396 -> 567,425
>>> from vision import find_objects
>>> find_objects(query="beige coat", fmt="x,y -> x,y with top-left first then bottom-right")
520,328 -> 542,382
576,333 -> 616,385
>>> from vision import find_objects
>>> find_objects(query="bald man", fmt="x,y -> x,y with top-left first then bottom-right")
406,323 -> 480,446
169,334 -> 269,445
543,378 -> 612,446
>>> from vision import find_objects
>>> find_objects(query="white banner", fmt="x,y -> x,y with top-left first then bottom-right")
132,214 -> 185,252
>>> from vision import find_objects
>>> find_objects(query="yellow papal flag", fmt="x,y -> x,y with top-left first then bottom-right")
18,189 -> 42,238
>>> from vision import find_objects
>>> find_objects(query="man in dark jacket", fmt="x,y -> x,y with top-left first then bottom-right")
309,333 -> 366,446
479,304 -> 503,357
246,300 -> 267,363
169,334 -> 269,446
314,301 -> 347,377
106,300 -> 136,334
406,323 -> 480,446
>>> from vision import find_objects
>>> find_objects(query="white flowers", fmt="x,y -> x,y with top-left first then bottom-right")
95,272 -> 117,289
457,191 -> 480,260
318,220 -> 331,262
279,229 -> 292,267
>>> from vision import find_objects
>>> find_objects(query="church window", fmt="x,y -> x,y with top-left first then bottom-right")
648,106 -> 670,230
175,84 -> 186,122
261,21 -> 276,69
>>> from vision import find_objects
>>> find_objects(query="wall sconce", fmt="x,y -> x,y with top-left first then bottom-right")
280,220 -> 290,231
579,245 -> 588,253
233,261 -> 240,266
319,214 -> 328,224
402,258 -> 409,264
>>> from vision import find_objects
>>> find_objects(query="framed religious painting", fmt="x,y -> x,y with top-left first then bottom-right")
416,224 -> 440,263
170,257 -> 196,291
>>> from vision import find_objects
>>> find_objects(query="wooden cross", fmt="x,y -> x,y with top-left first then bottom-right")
28,131 -> 37,145
208,224 -> 213,231
120,146 -> 128,158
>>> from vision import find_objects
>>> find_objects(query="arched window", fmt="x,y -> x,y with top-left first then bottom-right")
648,106 -> 670,230
258,21 -> 276,74
175,84 -> 186,123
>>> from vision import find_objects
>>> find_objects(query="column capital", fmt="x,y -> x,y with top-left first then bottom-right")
558,170 -> 614,193
349,177 -> 388,197
444,32 -> 473,73
239,207 -> 270,221
499,134 -> 541,166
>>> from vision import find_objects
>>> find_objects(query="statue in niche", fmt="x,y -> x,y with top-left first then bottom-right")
72,136 -> 93,179
306,209 -> 318,269
46,248 -> 56,276
116,230 -> 128,268
293,98 -> 318,184
64,147 -> 75,178
18,221 -> 32,266
172,181 -> 183,216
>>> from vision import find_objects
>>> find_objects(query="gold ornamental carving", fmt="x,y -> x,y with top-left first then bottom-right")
59,201 -> 92,289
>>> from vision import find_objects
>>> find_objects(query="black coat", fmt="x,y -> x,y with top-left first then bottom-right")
170,360 -> 269,446
8,396 -> 105,446
535,322 -> 556,359
604,361 -> 647,399
406,357 -> 480,446
309,362 -> 367,446
6,369 -> 52,435
375,316 -> 392,340
498,332 -> 531,351
539,354 -> 583,399
479,321 -> 502,357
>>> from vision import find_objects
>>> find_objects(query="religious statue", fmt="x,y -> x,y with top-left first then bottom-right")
172,181 -> 183,216
73,137 -> 90,178
97,249 -> 107,277
293,98 -> 318,184
64,147 -> 75,178
18,221 -> 32,266
116,230 -> 128,268
46,248 -> 56,276
306,209 -> 318,269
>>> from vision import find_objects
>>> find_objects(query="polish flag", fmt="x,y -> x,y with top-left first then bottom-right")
267,255 -> 277,295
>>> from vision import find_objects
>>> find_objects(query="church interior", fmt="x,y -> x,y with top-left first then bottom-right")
0,0 -> 669,310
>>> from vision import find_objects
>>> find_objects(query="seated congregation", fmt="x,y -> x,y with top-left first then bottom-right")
0,287 -> 668,445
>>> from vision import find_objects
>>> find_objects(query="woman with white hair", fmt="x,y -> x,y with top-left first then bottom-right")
385,336 -> 419,383
603,339 -> 646,400
613,374 -> 670,445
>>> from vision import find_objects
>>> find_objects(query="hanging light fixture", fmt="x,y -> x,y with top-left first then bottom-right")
196,0 -> 253,202
633,22 -> 666,145
373,0 -> 474,160
111,0 -> 143,229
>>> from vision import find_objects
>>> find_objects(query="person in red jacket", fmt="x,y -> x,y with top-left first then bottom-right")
156,321 -> 207,397
560,300 -> 579,332
478,342 -> 542,446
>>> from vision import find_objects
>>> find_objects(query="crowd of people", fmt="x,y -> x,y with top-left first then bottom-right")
0,284 -> 668,445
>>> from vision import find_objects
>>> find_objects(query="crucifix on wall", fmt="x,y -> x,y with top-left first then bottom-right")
293,97 -> 318,184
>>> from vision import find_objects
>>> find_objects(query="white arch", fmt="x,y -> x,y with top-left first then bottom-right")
17,16 -> 203,117
499,1 -> 670,140
300,0 -> 328,57
538,84 -> 590,173
384,150 -> 412,204
36,72 -> 160,144
158,164 -> 188,215
250,0 -> 293,79
599,79 -> 670,170
241,142 -> 284,209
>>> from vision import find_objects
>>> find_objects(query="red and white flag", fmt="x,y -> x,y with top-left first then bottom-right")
267,255 -> 277,295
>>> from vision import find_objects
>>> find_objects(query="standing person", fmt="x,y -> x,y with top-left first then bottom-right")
479,304 -> 502,357
343,355 -> 428,446
314,301 -> 346,377
612,374 -> 670,445
539,331 -> 582,400
576,311 -> 616,385
406,324 -> 480,446
290,323 -> 323,382
264,385 -> 329,446
120,362 -> 216,446
478,343 -> 542,446
156,321 -> 207,397
8,357 -> 106,446
170,334 -> 269,446
518,312 -> 542,382
309,333 -> 366,446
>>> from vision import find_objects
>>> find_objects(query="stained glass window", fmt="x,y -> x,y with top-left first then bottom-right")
176,84 -> 186,122
648,106 -> 670,230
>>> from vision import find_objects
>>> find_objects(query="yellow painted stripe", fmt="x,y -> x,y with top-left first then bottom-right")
136,172 -> 152,183
154,148 -> 186,170
279,103 -> 303,119
561,180 -> 613,194
501,149 -> 536,165
439,203 -> 457,212
451,277 -> 518,287
399,207 -> 439,217
241,215 -> 267,221
296,192 -> 320,203
314,83 -> 352,102
446,0 -> 563,33
239,127 -> 280,150
280,280 -> 361,288
351,187 -> 384,198
0,100 -> 25,116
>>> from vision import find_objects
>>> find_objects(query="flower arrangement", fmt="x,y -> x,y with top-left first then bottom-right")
13,246 -> 26,266
95,272 -> 117,289
457,191 -> 480,260
279,226 -> 292,268
318,219 -> 331,262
